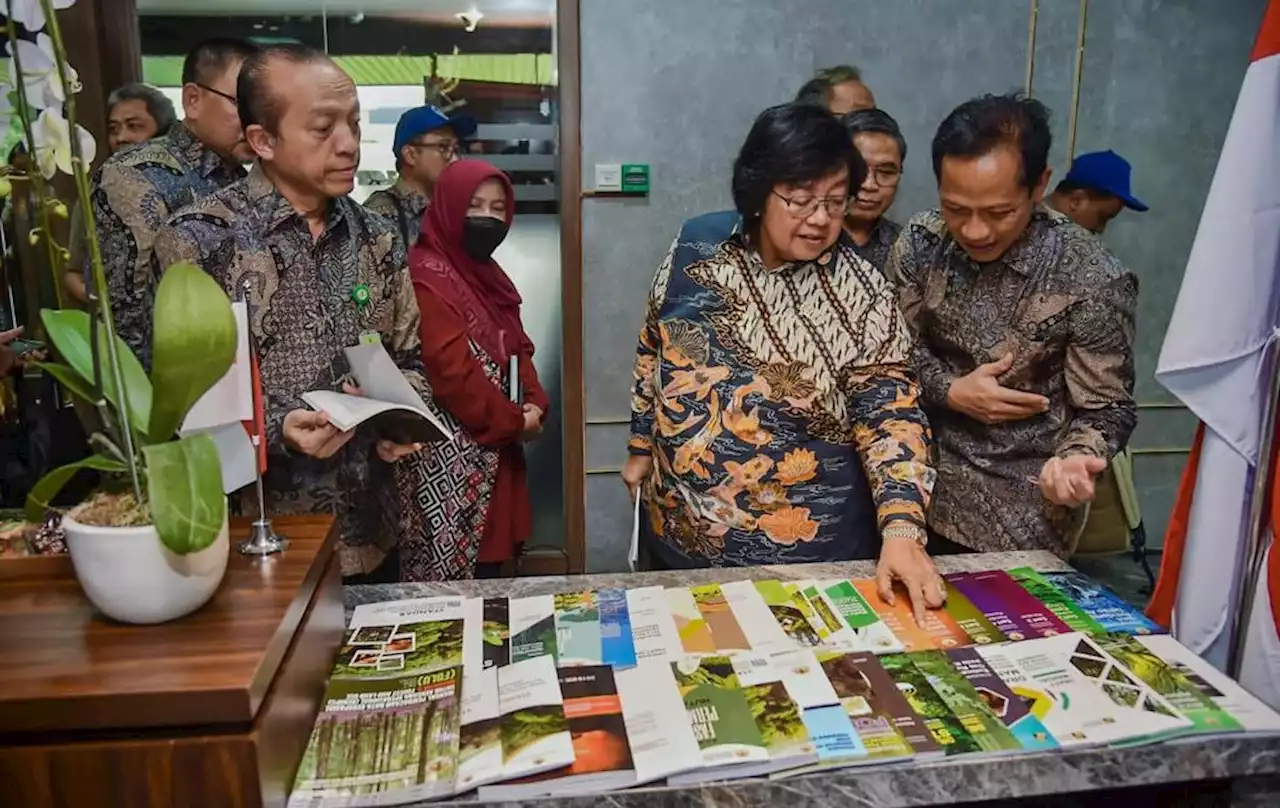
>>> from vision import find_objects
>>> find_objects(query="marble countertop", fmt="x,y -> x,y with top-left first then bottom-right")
341,552 -> 1280,807
344,550 -> 1071,611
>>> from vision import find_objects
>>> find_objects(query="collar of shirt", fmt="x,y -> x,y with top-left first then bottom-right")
391,178 -> 429,212
243,164 -> 349,237
170,121 -> 245,182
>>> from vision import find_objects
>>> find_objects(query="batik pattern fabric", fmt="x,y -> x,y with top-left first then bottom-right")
629,211 -> 934,567
849,216 -> 902,274
395,343 -> 501,581
888,206 -> 1138,557
154,167 -> 428,576
91,122 -> 246,368
364,179 -> 429,248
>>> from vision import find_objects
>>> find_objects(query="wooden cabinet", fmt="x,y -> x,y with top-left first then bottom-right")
0,515 -> 343,808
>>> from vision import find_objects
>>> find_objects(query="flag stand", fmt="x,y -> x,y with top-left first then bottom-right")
238,433 -> 288,556
236,279 -> 287,557
1225,342 -> 1280,677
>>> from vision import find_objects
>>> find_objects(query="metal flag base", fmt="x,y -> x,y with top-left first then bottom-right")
238,518 -> 288,556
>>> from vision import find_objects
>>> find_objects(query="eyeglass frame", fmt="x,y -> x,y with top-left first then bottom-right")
771,190 -> 850,219
407,138 -> 462,158
195,82 -> 237,105
863,163 -> 903,188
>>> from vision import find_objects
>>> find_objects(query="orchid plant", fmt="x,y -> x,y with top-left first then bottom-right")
4,0 -> 238,555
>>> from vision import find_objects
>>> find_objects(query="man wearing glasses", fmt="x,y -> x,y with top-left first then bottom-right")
90,37 -> 258,369
365,106 -> 476,247
840,109 -> 906,273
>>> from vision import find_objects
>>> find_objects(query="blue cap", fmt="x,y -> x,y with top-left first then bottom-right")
392,106 -> 478,157
1063,150 -> 1148,212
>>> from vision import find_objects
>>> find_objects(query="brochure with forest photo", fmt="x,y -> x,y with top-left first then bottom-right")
288,666 -> 464,807
667,654 -> 815,785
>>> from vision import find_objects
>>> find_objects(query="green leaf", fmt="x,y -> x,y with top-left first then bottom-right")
147,261 -> 238,442
40,308 -> 152,441
24,454 -> 129,523
143,434 -> 226,554
34,361 -> 96,403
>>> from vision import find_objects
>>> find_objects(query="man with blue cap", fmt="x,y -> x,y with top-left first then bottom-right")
1049,150 -> 1150,565
365,105 -> 476,246
1047,150 -> 1147,235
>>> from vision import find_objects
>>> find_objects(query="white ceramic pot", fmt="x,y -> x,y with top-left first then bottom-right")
62,511 -> 230,625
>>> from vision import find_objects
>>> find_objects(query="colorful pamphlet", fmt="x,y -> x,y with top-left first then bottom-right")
854,579 -> 972,651
598,588 -> 638,668
945,646 -> 1058,752
880,652 -> 982,757
554,590 -> 603,666
815,651 -> 924,761
948,571 -> 1072,640
1007,567 -> 1105,634
509,595 -> 557,663
1042,571 -> 1165,636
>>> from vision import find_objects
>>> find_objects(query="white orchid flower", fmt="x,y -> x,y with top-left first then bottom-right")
32,107 -> 95,179
5,33 -> 79,110
7,0 -> 77,34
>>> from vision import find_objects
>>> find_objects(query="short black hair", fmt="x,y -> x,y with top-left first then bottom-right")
237,43 -> 333,134
795,64 -> 864,107
181,38 -> 258,86
108,83 -> 178,136
731,103 -> 865,220
931,93 -> 1052,189
840,108 -> 907,162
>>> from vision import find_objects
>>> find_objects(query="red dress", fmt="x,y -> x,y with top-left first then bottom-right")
414,286 -> 550,563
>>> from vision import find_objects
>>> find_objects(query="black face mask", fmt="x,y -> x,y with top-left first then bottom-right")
462,216 -> 509,261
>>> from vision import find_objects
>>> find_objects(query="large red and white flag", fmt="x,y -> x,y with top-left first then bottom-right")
1148,0 -> 1280,705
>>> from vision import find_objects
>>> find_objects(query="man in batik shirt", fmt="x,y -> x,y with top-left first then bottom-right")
155,44 -> 426,579
92,38 -> 258,368
364,106 -> 474,247
840,108 -> 906,273
888,94 -> 1138,557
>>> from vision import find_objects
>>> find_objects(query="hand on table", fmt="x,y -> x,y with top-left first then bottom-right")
946,353 -> 1050,424
876,528 -> 946,627
1038,454 -> 1107,507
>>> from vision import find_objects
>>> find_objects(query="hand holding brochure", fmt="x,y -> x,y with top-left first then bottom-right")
302,341 -> 452,445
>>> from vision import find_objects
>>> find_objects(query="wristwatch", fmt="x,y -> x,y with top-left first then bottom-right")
883,522 -> 928,549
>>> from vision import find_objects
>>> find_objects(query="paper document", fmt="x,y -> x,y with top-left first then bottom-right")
301,341 -> 452,444
183,301 -> 252,431
180,421 -> 256,494
629,492 -> 642,572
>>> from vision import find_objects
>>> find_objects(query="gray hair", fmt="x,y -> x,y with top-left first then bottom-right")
107,83 -> 177,136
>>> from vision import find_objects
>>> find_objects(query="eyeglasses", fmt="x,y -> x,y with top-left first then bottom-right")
865,165 -> 902,188
410,140 -> 461,158
772,190 -> 848,219
196,83 -> 237,104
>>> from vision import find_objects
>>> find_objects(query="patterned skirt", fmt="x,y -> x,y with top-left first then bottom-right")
394,353 -> 503,581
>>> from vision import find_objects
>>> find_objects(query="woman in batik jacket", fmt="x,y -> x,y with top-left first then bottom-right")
622,103 -> 944,620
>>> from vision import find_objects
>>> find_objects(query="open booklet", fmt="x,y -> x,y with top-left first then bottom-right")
303,341 -> 452,445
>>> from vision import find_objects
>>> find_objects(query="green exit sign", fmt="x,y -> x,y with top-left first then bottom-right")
621,163 -> 650,194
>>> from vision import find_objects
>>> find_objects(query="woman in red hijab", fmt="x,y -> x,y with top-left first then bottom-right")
398,159 -> 549,580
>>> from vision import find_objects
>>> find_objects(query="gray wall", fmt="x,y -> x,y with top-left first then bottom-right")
577,0 -> 1268,572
